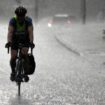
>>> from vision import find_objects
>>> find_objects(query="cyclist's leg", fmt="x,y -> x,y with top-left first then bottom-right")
10,43 -> 18,81
10,49 -> 17,73
21,47 -> 29,82
21,47 -> 29,70
10,42 -> 18,73
21,47 -> 29,55
21,47 -> 29,60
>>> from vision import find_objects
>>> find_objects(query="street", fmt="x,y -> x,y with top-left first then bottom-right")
0,23 -> 105,105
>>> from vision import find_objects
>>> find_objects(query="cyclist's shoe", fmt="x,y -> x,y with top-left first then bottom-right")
10,73 -> 16,81
24,75 -> 29,82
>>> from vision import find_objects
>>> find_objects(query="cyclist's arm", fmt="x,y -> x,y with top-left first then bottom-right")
28,25 -> 34,43
7,25 -> 14,43
7,18 -> 15,43
26,17 -> 34,44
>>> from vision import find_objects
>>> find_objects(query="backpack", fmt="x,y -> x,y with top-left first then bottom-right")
23,54 -> 36,75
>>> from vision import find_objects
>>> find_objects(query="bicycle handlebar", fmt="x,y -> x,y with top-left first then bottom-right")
6,43 -> 35,54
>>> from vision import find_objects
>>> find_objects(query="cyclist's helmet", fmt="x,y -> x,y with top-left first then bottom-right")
15,6 -> 27,17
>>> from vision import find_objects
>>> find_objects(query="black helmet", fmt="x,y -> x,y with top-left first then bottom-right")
15,6 -> 27,17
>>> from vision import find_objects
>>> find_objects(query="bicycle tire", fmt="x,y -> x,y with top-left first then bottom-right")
18,82 -> 21,96
16,59 -> 22,96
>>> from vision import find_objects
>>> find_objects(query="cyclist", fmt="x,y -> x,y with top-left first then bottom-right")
5,6 -> 35,81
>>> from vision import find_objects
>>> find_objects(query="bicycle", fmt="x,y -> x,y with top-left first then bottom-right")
6,42 -> 34,96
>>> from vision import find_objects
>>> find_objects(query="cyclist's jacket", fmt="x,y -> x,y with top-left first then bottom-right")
9,16 -> 33,43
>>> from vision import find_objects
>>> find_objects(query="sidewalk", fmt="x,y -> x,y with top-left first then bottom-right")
55,23 -> 105,56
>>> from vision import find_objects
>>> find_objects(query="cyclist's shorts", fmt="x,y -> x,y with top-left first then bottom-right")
11,42 -> 29,50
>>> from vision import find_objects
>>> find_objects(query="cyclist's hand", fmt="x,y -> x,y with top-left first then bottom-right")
5,42 -> 12,48
29,42 -> 35,48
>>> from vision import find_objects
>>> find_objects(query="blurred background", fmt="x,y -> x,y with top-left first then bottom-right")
1,0 -> 105,23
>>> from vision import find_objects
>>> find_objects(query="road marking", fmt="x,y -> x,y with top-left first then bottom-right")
55,36 -> 80,56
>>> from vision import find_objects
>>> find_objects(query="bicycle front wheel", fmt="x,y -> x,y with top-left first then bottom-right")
17,82 -> 21,96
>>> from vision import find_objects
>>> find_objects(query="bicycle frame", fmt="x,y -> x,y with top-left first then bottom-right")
6,43 -> 34,96
15,48 -> 24,96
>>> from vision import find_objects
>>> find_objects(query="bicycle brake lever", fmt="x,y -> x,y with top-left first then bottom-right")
8,47 -> 9,54
31,48 -> 33,55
